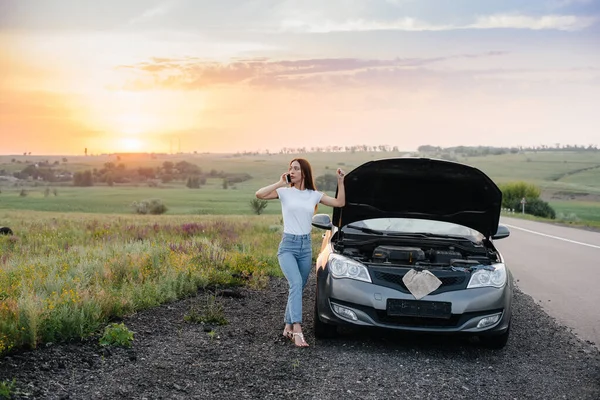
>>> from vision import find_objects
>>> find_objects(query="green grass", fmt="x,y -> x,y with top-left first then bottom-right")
550,201 -> 600,223
0,185 -> 285,215
2,150 -> 600,214
0,211 -> 329,356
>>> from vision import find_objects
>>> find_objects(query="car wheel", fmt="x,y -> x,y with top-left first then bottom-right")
479,324 -> 510,349
313,298 -> 338,338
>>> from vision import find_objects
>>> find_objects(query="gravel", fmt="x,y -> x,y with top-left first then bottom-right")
1,274 -> 599,400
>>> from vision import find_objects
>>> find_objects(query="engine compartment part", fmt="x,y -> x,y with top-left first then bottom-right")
372,246 -> 425,264
427,249 -> 462,264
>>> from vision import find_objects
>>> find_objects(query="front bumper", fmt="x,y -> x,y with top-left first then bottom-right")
315,268 -> 512,335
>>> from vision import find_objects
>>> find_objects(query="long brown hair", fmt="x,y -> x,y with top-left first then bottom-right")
290,158 -> 317,191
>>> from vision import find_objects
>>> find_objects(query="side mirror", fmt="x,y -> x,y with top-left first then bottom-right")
492,224 -> 510,240
312,214 -> 332,230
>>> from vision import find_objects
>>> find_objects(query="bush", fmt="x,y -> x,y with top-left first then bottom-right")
250,199 -> 268,215
509,197 -> 556,219
498,181 -> 541,209
131,199 -> 168,215
184,295 -> 228,325
224,173 -> 252,184
99,323 -> 134,348
524,198 -> 556,219
0,378 -> 16,398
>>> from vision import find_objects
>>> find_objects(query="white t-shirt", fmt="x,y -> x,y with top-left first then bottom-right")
276,187 -> 324,235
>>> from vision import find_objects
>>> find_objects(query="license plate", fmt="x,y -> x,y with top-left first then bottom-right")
386,299 -> 452,319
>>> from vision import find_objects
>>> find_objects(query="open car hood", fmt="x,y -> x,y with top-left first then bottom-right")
332,158 -> 502,238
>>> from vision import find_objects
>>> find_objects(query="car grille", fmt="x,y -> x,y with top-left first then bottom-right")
376,312 -> 462,327
370,268 -> 468,295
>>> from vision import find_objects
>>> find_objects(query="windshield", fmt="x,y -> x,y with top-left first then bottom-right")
343,218 -> 484,242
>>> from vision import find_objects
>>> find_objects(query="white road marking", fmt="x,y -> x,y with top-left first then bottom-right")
503,224 -> 600,250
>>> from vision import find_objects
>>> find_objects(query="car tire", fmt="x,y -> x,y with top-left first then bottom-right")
313,298 -> 338,339
479,324 -> 510,349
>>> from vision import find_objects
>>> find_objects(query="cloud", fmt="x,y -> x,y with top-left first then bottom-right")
118,51 -> 509,90
280,18 -> 451,33
127,1 -> 177,25
278,13 -> 597,33
551,0 -> 595,7
470,13 -> 597,31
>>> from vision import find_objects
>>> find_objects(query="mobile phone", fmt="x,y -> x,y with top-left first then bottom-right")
286,174 -> 291,183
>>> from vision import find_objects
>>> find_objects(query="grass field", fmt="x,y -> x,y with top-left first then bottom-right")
1,150 -> 599,222
549,201 -> 600,223
0,211 -> 316,356
0,185 -> 285,215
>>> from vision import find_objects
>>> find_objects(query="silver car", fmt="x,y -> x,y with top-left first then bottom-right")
311,157 -> 512,349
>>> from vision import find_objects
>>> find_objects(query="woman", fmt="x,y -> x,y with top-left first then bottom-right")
255,158 -> 345,347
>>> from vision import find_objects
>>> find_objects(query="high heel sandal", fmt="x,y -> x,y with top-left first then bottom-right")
292,332 -> 309,347
283,328 -> 293,340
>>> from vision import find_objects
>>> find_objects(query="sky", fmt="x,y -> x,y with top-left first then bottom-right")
1,0 -> 599,155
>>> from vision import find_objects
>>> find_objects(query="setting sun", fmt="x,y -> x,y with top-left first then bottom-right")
118,137 -> 143,152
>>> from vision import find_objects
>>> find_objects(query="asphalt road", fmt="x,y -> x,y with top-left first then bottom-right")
496,216 -> 600,348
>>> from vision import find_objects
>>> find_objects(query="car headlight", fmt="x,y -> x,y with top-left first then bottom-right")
467,263 -> 507,289
328,254 -> 372,283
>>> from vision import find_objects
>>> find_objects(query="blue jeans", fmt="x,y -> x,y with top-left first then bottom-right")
277,233 -> 312,325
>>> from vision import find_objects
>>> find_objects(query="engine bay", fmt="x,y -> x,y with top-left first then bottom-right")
339,240 -> 500,270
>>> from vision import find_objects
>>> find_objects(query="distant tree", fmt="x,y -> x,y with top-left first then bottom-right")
186,176 -> 200,188
417,145 -> 441,153
162,161 -> 174,174
315,174 -> 338,191
137,167 -> 155,180
73,170 -> 93,186
106,173 -> 114,187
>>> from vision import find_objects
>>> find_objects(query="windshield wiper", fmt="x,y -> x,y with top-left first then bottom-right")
387,232 -> 470,241
344,226 -> 472,241
345,224 -> 384,235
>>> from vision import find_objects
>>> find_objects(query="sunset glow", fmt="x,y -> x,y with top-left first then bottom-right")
117,137 -> 144,152
1,0 -> 599,155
